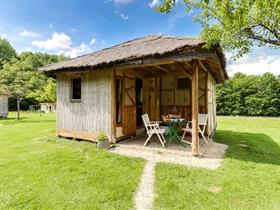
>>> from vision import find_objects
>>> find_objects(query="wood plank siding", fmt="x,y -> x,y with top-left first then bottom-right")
56,70 -> 113,140
0,95 -> 8,118
207,73 -> 217,136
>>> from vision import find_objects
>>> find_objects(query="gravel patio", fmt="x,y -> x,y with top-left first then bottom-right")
110,134 -> 228,170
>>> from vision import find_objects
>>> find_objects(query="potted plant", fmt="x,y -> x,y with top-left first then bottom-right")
96,131 -> 109,149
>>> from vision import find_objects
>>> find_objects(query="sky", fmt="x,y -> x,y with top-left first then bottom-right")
0,0 -> 279,76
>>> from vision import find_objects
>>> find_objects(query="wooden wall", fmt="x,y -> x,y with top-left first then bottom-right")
160,71 -> 207,120
143,77 -> 160,121
0,95 -> 8,118
207,73 -> 217,136
56,70 -> 113,140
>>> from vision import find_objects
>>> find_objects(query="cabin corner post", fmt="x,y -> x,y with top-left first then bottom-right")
111,69 -> 116,143
191,59 -> 199,156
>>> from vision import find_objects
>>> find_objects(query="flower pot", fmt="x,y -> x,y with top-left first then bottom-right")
96,138 -> 109,149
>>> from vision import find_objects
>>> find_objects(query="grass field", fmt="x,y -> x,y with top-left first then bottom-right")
0,113 -> 279,209
155,116 -> 280,210
0,112 -> 145,210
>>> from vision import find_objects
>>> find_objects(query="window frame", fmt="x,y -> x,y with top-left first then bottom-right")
176,77 -> 191,90
70,77 -> 82,103
115,76 -> 123,126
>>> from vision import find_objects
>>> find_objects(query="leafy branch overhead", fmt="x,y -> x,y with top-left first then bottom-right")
157,0 -> 280,58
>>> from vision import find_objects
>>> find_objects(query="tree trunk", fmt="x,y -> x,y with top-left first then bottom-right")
17,98 -> 20,120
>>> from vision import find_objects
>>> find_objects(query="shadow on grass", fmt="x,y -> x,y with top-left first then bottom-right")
215,130 -> 280,165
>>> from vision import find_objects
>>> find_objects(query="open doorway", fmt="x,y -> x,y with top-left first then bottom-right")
135,78 -> 143,127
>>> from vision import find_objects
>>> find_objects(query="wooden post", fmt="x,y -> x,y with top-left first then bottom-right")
111,69 -> 116,143
191,60 -> 199,156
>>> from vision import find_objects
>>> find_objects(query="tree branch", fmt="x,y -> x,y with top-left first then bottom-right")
244,27 -> 280,46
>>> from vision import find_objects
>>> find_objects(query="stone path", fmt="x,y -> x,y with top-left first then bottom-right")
134,161 -> 155,210
110,141 -> 228,210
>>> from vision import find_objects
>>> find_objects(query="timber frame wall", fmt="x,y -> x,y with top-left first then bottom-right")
55,59 -> 218,156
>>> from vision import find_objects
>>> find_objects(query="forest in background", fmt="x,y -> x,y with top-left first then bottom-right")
0,38 -> 279,116
216,72 -> 280,116
0,38 -> 67,114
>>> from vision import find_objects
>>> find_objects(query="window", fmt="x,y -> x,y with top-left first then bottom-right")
177,77 -> 191,90
115,78 -> 123,124
71,78 -> 81,101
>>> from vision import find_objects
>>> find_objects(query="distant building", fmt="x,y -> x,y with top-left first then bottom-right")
0,88 -> 8,118
40,103 -> 56,113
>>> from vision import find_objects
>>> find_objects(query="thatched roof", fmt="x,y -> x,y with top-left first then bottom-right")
42,35 -> 228,81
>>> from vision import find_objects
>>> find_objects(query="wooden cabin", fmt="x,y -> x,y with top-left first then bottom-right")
42,35 -> 228,155
40,103 -> 56,113
0,88 -> 8,118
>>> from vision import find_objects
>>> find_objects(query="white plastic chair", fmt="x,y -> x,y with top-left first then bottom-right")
181,113 -> 209,144
142,114 -> 166,147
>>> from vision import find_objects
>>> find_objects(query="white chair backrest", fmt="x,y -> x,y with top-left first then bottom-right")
198,113 -> 208,133
198,113 -> 208,125
142,114 -> 151,131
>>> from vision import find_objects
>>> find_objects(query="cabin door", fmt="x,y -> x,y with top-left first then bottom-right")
123,74 -> 136,136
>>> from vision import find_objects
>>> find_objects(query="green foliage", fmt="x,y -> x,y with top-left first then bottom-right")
157,0 -> 280,58
28,78 -> 57,103
96,131 -> 107,141
216,72 -> 280,116
0,38 -> 17,68
0,45 -> 68,118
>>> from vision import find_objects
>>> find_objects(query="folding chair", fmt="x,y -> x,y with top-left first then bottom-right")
181,113 -> 209,144
142,114 -> 166,147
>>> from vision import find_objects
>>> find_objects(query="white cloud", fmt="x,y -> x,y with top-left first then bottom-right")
149,0 -> 160,8
59,42 -> 92,58
49,23 -> 53,29
114,0 -> 133,4
115,10 -> 128,20
20,30 -> 39,37
71,28 -> 77,32
90,37 -> 96,45
227,54 -> 280,76
31,32 -> 96,58
32,32 -> 72,50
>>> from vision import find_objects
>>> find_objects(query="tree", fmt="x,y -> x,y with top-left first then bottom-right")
157,0 -> 280,58
28,78 -> 56,103
216,72 -> 280,116
0,58 -> 42,119
0,52 -> 68,119
0,38 -> 17,68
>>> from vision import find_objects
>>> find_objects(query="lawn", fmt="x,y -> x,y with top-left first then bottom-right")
0,112 -> 145,210
155,116 -> 280,210
1,113 -> 280,210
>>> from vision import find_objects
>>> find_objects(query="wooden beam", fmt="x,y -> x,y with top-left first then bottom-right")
191,59 -> 199,156
184,61 -> 192,70
111,69 -> 116,143
111,51 -> 213,70
175,63 -> 192,80
153,65 -> 169,73
198,60 -> 208,72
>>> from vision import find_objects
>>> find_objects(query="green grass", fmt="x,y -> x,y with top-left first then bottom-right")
1,113 -> 280,210
155,116 -> 280,210
0,112 -> 145,210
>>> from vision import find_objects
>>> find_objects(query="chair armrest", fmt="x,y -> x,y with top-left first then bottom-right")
146,124 -> 159,127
